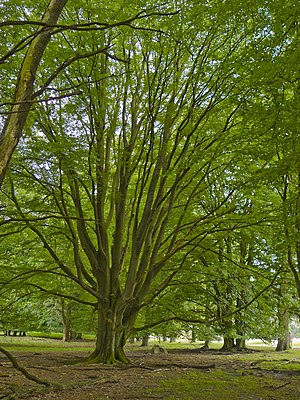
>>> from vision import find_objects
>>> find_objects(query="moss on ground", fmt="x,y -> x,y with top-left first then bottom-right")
1,338 -> 300,399
150,369 -> 300,400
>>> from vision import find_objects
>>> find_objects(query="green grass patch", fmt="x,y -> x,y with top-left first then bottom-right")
249,351 -> 300,372
259,360 -> 300,371
28,331 -> 63,339
0,337 -> 93,352
149,369 -> 300,400
27,331 -> 95,340
230,348 -> 300,363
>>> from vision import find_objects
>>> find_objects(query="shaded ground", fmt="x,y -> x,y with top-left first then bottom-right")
1,343 -> 300,399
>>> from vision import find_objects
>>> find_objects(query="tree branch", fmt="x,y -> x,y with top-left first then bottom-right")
0,346 -> 55,387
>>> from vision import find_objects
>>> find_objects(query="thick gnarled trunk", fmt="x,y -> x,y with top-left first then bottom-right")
87,301 -> 133,364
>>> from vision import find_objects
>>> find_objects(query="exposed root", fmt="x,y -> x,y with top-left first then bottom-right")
0,346 -> 55,388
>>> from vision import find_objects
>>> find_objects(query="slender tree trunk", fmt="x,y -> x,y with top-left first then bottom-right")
141,335 -> 150,347
62,323 -> 71,342
234,235 -> 251,351
61,300 -> 72,342
276,309 -> 290,352
275,272 -> 290,352
217,238 -> 235,352
0,0 -> 69,186
200,339 -> 210,350
191,325 -> 197,343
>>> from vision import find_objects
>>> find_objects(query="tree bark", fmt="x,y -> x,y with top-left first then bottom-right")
61,299 -> 72,342
141,335 -> 150,347
276,309 -> 290,352
0,0 -> 69,186
236,338 -> 246,350
221,337 -> 235,351
87,301 -> 132,364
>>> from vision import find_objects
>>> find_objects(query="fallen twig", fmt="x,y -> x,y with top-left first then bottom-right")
171,363 -> 216,370
274,382 -> 291,390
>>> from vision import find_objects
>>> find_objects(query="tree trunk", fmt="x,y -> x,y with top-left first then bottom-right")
87,302 -> 131,364
200,339 -> 210,350
88,325 -> 130,364
236,338 -> 246,350
61,300 -> 72,342
276,309 -> 290,351
191,326 -> 197,343
62,326 -> 71,342
141,335 -> 150,347
0,0 -> 69,186
221,337 -> 235,351
276,338 -> 288,351
275,278 -> 290,352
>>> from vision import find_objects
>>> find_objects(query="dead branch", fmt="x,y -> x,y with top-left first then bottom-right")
0,346 -> 55,387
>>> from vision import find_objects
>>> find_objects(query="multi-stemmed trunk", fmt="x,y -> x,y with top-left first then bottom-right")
87,300 -> 136,364
3,19 -> 244,367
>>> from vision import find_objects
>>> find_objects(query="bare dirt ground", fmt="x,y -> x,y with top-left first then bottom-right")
1,346 -> 300,399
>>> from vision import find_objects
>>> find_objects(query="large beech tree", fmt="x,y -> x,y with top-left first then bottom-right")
1,5 -> 250,363
1,0 -> 299,364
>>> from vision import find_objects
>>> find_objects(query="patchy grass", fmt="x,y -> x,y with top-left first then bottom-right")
27,331 -> 96,340
0,336 -> 93,352
1,340 -> 300,399
247,350 -> 300,372
149,369 -> 300,400
27,331 -> 64,339
139,345 -> 300,400
227,348 -> 300,363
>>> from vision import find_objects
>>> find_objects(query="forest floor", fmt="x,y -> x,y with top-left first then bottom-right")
1,339 -> 300,399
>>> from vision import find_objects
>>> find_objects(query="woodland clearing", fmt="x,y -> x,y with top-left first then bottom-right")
0,338 -> 300,399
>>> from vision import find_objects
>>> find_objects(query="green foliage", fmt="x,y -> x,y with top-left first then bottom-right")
1,0 -> 300,362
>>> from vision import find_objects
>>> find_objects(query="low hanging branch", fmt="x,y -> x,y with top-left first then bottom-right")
0,10 -> 179,31
0,346 -> 54,387
0,91 -> 82,115
0,2 -> 178,188
133,267 -> 283,334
